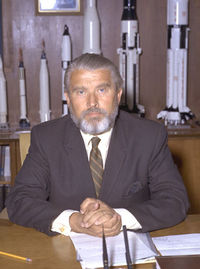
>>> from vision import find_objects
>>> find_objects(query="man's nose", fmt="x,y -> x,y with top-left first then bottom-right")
87,92 -> 98,107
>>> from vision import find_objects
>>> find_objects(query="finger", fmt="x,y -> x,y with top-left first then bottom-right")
82,208 -> 115,228
82,210 -> 109,228
82,215 -> 121,237
83,202 -> 99,215
80,198 -> 96,212
103,215 -> 122,236
83,225 -> 103,237
94,211 -> 116,226
70,213 -> 103,237
96,213 -> 119,227
80,198 -> 99,214
83,211 -> 119,230
89,223 -> 120,237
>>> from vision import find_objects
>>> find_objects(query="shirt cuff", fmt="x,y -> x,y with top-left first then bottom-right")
114,208 -> 142,230
51,210 -> 78,236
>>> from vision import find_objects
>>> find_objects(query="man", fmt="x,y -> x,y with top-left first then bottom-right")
6,53 -> 189,237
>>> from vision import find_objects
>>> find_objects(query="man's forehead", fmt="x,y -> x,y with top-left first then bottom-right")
69,68 -> 113,85
71,68 -> 111,77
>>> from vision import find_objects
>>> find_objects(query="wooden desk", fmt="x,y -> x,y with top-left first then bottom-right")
0,215 -> 200,269
0,132 -> 21,185
0,219 -> 81,269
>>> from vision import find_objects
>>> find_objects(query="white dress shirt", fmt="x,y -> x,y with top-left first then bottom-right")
51,129 -> 142,235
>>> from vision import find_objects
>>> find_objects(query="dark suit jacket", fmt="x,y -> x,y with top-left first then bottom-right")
6,111 -> 189,235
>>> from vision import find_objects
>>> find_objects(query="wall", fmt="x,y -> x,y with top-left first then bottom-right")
2,0 -> 200,128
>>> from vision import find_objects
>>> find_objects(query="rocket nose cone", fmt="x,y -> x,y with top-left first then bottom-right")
123,0 -> 136,8
41,51 -> 46,59
122,0 -> 137,21
63,25 -> 69,36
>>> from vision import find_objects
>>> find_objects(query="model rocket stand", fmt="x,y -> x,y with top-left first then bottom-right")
18,49 -> 30,129
157,0 -> 194,127
117,0 -> 144,117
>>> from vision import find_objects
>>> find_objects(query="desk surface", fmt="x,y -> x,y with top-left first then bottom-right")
0,215 -> 200,269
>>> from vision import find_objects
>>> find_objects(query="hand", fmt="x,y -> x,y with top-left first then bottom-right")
69,198 -> 122,237
80,198 -> 117,227
80,198 -> 100,215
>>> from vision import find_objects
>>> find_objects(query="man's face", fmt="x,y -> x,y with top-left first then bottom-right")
65,68 -> 122,135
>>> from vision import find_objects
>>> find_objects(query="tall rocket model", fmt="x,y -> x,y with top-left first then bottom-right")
0,55 -> 8,129
117,0 -> 144,116
18,49 -> 30,128
61,25 -> 71,116
157,0 -> 193,126
39,41 -> 50,122
83,0 -> 101,54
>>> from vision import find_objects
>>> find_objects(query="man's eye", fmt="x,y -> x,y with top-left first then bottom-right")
77,89 -> 85,95
98,88 -> 105,93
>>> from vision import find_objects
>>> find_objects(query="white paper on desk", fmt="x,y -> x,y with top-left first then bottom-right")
152,233 -> 200,256
70,231 -> 158,269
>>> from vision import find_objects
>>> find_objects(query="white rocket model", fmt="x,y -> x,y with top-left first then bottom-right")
117,0 -> 144,116
0,55 -> 8,129
39,42 -> 50,122
157,0 -> 193,125
18,49 -> 30,128
83,0 -> 101,54
61,25 -> 71,116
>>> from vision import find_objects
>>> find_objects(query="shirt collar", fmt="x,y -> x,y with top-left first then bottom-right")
80,128 -> 113,148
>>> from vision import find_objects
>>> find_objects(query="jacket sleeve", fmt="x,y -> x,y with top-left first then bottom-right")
127,124 -> 189,232
6,126 -> 61,236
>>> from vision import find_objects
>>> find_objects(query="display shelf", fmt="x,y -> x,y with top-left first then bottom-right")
0,131 -> 21,185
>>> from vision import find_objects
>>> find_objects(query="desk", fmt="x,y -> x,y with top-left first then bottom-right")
0,215 -> 200,269
0,219 -> 81,269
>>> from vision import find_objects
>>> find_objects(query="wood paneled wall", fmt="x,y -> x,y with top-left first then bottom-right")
168,132 -> 200,214
2,0 -> 200,127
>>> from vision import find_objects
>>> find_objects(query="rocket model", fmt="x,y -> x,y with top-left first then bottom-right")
0,55 -> 8,129
18,49 -> 30,128
83,0 -> 101,54
61,25 -> 71,116
157,0 -> 194,126
117,0 -> 144,116
39,41 -> 50,123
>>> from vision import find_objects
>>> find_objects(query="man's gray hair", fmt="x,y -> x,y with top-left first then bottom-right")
64,53 -> 123,93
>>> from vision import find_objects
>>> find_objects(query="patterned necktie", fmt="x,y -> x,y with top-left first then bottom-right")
90,137 -> 104,197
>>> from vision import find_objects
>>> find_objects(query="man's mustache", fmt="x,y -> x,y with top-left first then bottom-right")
82,107 -> 107,117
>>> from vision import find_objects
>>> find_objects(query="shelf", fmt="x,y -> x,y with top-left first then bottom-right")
0,132 -> 21,185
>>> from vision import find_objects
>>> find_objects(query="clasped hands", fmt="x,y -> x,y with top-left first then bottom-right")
69,198 -> 122,237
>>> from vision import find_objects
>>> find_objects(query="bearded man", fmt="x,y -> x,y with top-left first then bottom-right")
6,53 -> 189,237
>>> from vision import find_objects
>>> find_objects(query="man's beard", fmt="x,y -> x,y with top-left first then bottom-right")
69,101 -> 119,135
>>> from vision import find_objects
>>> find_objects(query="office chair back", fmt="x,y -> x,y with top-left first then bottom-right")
19,132 -> 31,165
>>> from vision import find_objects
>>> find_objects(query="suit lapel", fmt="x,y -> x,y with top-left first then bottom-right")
62,115 -> 129,200
99,116 -> 127,199
63,118 -> 96,197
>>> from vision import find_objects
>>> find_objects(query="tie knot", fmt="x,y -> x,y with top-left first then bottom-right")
91,137 -> 100,148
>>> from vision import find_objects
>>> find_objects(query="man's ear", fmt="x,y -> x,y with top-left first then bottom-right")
117,88 -> 123,104
64,92 -> 70,105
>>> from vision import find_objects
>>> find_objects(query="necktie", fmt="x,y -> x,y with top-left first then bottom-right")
90,137 -> 104,197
